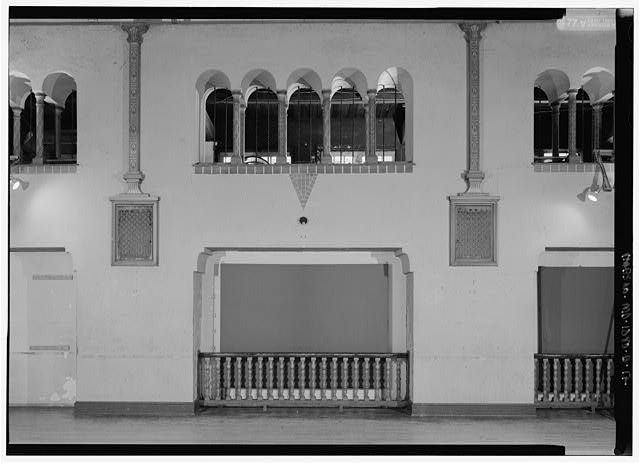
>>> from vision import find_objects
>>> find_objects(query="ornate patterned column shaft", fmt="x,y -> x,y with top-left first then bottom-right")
592,103 -> 602,156
551,102 -> 560,157
34,91 -> 45,165
366,89 -> 377,164
240,102 -> 246,161
459,23 -> 486,193
567,89 -> 579,163
277,90 -> 287,164
321,89 -> 331,164
54,105 -> 63,160
231,90 -> 242,164
122,22 -> 149,194
12,107 -> 22,161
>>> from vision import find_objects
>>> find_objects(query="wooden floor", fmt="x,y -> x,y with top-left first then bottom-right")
8,407 -> 616,455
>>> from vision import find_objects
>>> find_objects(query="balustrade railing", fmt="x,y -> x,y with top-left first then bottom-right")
534,354 -> 614,409
198,352 -> 409,408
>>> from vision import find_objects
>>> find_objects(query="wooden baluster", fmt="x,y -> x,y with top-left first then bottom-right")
564,359 -> 571,402
534,357 -> 539,401
585,358 -> 593,403
256,357 -> 263,401
553,358 -> 560,402
214,357 -> 221,400
300,357 -> 306,400
363,357 -> 370,400
374,358 -> 381,401
331,357 -> 338,400
542,358 -> 550,402
342,357 -> 349,401
246,356 -> 253,400
397,358 -> 404,401
289,356 -> 295,400
574,358 -> 583,402
267,357 -> 274,400
310,357 -> 317,401
321,357 -> 327,401
606,358 -> 614,406
225,357 -> 232,400
277,357 -> 285,400
353,357 -> 359,400
385,358 -> 391,401
235,357 -> 242,400
208,357 -> 215,400
595,358 -> 602,403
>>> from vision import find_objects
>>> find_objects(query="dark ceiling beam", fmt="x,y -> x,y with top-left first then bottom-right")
9,7 -> 566,22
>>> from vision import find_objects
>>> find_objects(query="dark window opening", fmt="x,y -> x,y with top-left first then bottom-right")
330,88 -> 365,164
205,88 -> 233,163
287,88 -> 322,164
244,88 -> 278,164
19,93 -> 36,164
376,87 -> 405,162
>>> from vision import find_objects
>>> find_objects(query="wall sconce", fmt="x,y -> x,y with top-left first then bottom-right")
9,176 -> 29,191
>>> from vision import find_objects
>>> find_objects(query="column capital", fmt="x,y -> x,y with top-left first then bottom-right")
34,91 -> 46,101
367,88 -> 377,97
567,88 -> 579,97
122,22 -> 149,44
459,22 -> 487,41
11,106 -> 22,116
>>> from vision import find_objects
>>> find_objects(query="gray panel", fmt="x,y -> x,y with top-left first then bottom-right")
220,264 -> 389,352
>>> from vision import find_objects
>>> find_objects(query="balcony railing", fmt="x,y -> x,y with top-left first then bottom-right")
534,354 -> 614,409
198,352 -> 409,408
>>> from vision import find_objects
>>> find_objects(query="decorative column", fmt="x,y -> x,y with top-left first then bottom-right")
449,23 -> 499,267
366,89 -> 377,164
54,105 -> 64,160
111,22 -> 159,267
551,101 -> 560,158
592,103 -> 602,158
459,23 -> 486,192
321,89 -> 332,164
121,22 -> 149,194
11,107 -> 22,161
240,101 -> 246,162
34,91 -> 46,165
567,89 -> 580,163
276,90 -> 287,164
231,90 -> 242,165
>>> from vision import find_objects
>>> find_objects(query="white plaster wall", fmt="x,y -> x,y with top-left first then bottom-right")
9,20 -> 615,404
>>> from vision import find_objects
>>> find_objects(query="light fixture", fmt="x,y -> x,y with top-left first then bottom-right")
586,151 -> 613,202
9,176 -> 29,191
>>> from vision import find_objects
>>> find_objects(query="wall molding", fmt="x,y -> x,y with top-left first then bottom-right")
74,401 -> 197,416
411,403 -> 536,417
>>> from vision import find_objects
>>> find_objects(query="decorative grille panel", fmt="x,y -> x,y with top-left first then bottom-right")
455,205 -> 493,260
449,196 -> 498,266
112,203 -> 157,265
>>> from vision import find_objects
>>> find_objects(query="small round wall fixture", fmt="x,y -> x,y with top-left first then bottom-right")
299,216 -> 308,225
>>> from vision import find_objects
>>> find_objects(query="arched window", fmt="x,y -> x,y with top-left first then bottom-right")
330,88 -> 365,164
576,88 -> 593,162
287,88 -> 322,164
244,88 -> 278,164
533,86 -> 568,163
376,86 -> 405,162
205,88 -> 233,163
61,91 -> 77,161
20,93 -> 36,164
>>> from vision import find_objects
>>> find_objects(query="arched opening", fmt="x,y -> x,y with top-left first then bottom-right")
41,71 -> 77,163
287,88 -> 322,164
533,86 -> 568,162
330,87 -> 365,164
205,88 -> 233,163
576,88 -> 593,162
61,91 -> 77,161
244,88 -> 278,164
20,93 -> 36,164
376,86 -> 405,162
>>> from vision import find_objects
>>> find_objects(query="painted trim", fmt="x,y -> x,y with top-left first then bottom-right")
10,247 -> 66,253
74,401 -> 197,416
411,403 -> 536,417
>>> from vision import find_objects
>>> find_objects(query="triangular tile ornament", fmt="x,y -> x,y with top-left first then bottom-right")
289,173 -> 318,208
